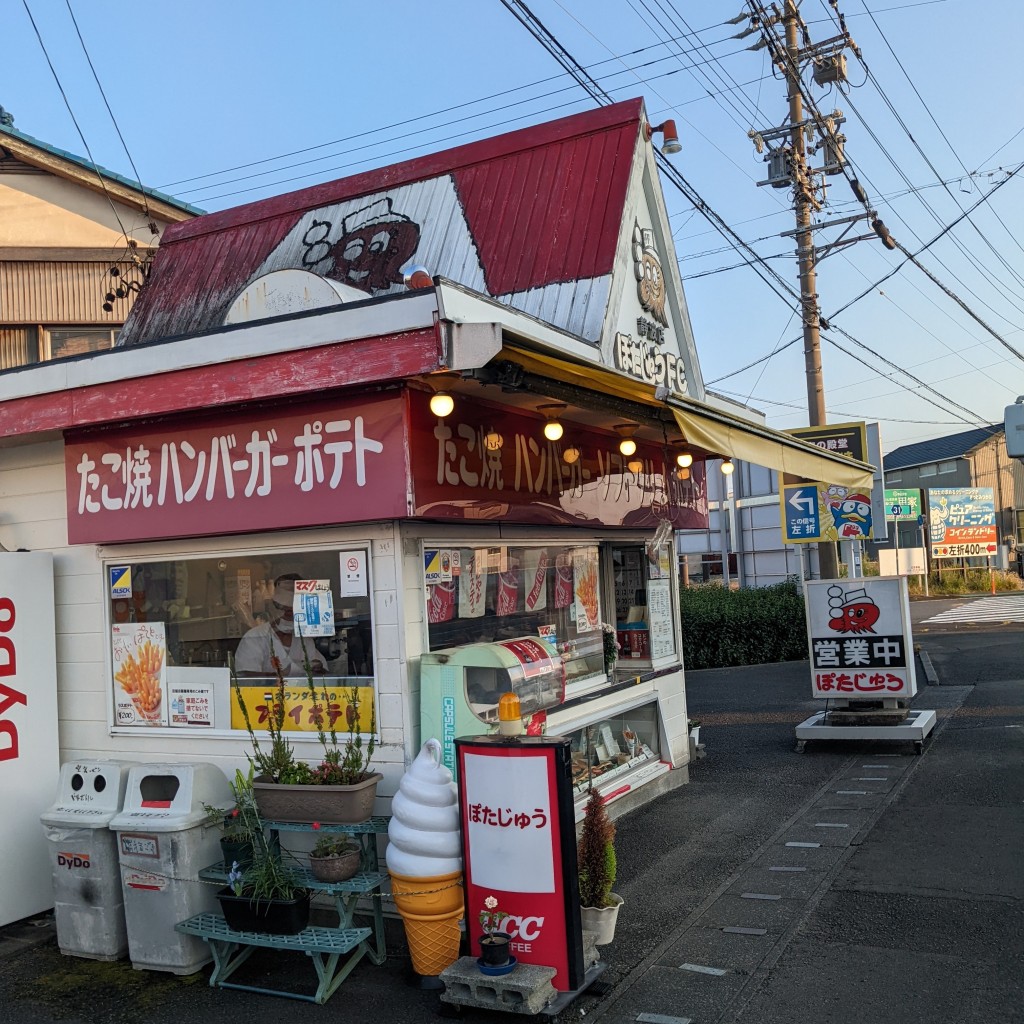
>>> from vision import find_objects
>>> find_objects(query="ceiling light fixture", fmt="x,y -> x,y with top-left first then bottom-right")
538,404 -> 567,442
627,458 -> 644,475
721,459 -> 735,475
562,445 -> 581,465
429,392 -> 455,418
615,423 -> 638,457
676,466 -> 690,481
484,430 -> 504,451
676,451 -> 693,468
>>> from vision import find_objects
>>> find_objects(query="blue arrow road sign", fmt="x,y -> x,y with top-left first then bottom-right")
781,484 -> 822,543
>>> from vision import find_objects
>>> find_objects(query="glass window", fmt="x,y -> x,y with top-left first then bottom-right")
918,464 -> 937,478
106,547 -> 373,732
887,472 -> 902,484
46,328 -> 118,360
938,460 -> 958,474
425,544 -> 605,687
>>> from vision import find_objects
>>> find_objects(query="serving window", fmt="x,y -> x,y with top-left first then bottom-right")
105,546 -> 374,732
425,543 -> 607,690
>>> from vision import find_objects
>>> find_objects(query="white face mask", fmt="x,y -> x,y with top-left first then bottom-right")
275,616 -> 294,635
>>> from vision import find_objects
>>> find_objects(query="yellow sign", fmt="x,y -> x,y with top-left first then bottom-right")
231,684 -> 375,733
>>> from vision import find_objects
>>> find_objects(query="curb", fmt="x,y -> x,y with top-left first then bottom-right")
918,648 -> 940,686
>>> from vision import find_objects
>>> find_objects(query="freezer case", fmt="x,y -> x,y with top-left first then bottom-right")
421,637 -> 566,775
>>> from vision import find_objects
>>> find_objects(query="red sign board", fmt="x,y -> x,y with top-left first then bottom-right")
411,392 -> 708,529
64,395 -> 409,544
456,736 -> 584,992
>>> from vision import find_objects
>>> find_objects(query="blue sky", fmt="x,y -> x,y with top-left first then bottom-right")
4,0 -> 1022,453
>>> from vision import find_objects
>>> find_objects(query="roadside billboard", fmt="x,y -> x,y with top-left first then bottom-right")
927,487 -> 997,559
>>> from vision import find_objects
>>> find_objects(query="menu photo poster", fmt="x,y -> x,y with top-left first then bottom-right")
112,622 -> 167,727
572,551 -> 600,633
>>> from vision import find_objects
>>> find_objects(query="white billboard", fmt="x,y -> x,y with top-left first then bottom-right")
0,552 -> 59,925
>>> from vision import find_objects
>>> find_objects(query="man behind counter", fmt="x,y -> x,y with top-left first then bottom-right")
234,573 -> 327,677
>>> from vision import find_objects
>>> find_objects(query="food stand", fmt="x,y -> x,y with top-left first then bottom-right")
0,98 -> 874,849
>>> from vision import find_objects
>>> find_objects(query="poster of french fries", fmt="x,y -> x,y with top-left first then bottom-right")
572,550 -> 600,633
112,623 -> 167,726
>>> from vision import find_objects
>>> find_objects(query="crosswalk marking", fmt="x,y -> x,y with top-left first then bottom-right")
922,594 -> 1024,625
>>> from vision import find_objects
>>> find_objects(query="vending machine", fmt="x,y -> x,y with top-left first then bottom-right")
420,637 -> 566,775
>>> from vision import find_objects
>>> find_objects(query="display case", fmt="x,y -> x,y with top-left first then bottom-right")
421,637 -> 566,774
563,701 -> 667,809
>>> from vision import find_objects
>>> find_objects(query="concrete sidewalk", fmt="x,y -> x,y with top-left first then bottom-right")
2,630 -> 1020,1023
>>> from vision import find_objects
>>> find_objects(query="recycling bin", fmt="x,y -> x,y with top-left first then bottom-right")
40,760 -> 139,960
109,762 -> 232,974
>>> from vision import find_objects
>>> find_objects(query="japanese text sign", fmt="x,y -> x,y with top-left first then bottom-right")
456,736 -> 584,993
804,577 -> 916,700
787,421 -> 867,462
112,623 -> 167,727
230,684 -> 374,734
927,487 -> 997,559
65,395 -> 408,544
884,488 -> 922,521
410,392 -> 707,531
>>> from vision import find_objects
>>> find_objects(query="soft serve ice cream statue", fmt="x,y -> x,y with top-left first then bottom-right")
386,739 -> 464,977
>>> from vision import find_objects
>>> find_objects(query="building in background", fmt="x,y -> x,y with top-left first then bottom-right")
0,106 -> 198,369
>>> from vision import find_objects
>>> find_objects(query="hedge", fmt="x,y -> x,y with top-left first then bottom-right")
680,579 -> 807,670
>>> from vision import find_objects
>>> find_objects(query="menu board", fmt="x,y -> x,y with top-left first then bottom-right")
646,579 -> 675,659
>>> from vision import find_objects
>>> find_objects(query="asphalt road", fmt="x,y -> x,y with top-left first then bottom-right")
1,618 -> 1020,1024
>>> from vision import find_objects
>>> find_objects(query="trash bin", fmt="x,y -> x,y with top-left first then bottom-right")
40,760 -> 139,960
110,762 -> 232,974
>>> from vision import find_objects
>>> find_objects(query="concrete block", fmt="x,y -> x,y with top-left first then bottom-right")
440,956 -> 557,1015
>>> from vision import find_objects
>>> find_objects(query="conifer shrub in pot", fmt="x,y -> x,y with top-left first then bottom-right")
577,787 -> 622,945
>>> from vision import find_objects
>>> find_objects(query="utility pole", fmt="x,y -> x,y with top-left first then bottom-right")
746,0 -> 868,580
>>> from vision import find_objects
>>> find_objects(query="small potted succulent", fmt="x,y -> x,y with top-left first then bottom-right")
308,828 -> 361,883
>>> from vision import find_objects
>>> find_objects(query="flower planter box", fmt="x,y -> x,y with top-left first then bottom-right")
217,887 -> 311,935
252,772 -> 382,824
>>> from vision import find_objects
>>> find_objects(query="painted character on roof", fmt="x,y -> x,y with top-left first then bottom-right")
303,197 -> 421,294
828,492 -> 872,539
632,222 -> 668,327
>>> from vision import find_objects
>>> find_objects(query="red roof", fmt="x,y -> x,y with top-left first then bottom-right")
120,99 -> 645,345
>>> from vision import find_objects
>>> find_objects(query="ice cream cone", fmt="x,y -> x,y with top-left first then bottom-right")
389,870 -> 463,976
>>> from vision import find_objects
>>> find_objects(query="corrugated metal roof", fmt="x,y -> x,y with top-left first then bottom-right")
885,424 -> 1003,471
0,123 -> 203,215
119,100 -> 644,347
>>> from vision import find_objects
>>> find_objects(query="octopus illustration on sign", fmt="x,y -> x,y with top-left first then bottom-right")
632,222 -> 668,327
299,198 -> 421,294
826,584 -> 880,634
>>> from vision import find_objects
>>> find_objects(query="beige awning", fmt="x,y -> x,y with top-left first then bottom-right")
500,345 -> 875,489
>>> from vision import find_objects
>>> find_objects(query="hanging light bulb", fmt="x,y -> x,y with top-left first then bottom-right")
627,458 -> 644,474
538,404 -> 567,442
484,431 -> 504,451
720,459 -> 735,475
615,423 -> 638,456
429,392 -> 455,418
676,451 -> 693,468
563,445 -> 581,465
676,466 -> 691,481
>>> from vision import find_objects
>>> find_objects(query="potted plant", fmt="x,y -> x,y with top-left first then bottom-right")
205,766 -> 260,868
477,895 -> 513,971
232,654 -> 382,824
577,787 -> 622,945
216,809 -> 311,935
308,830 -> 361,883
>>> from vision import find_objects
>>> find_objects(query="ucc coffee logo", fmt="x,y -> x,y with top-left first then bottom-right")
502,915 -> 545,941
58,852 -> 91,870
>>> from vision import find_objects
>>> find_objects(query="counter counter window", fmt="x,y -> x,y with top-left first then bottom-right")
104,546 -> 376,733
